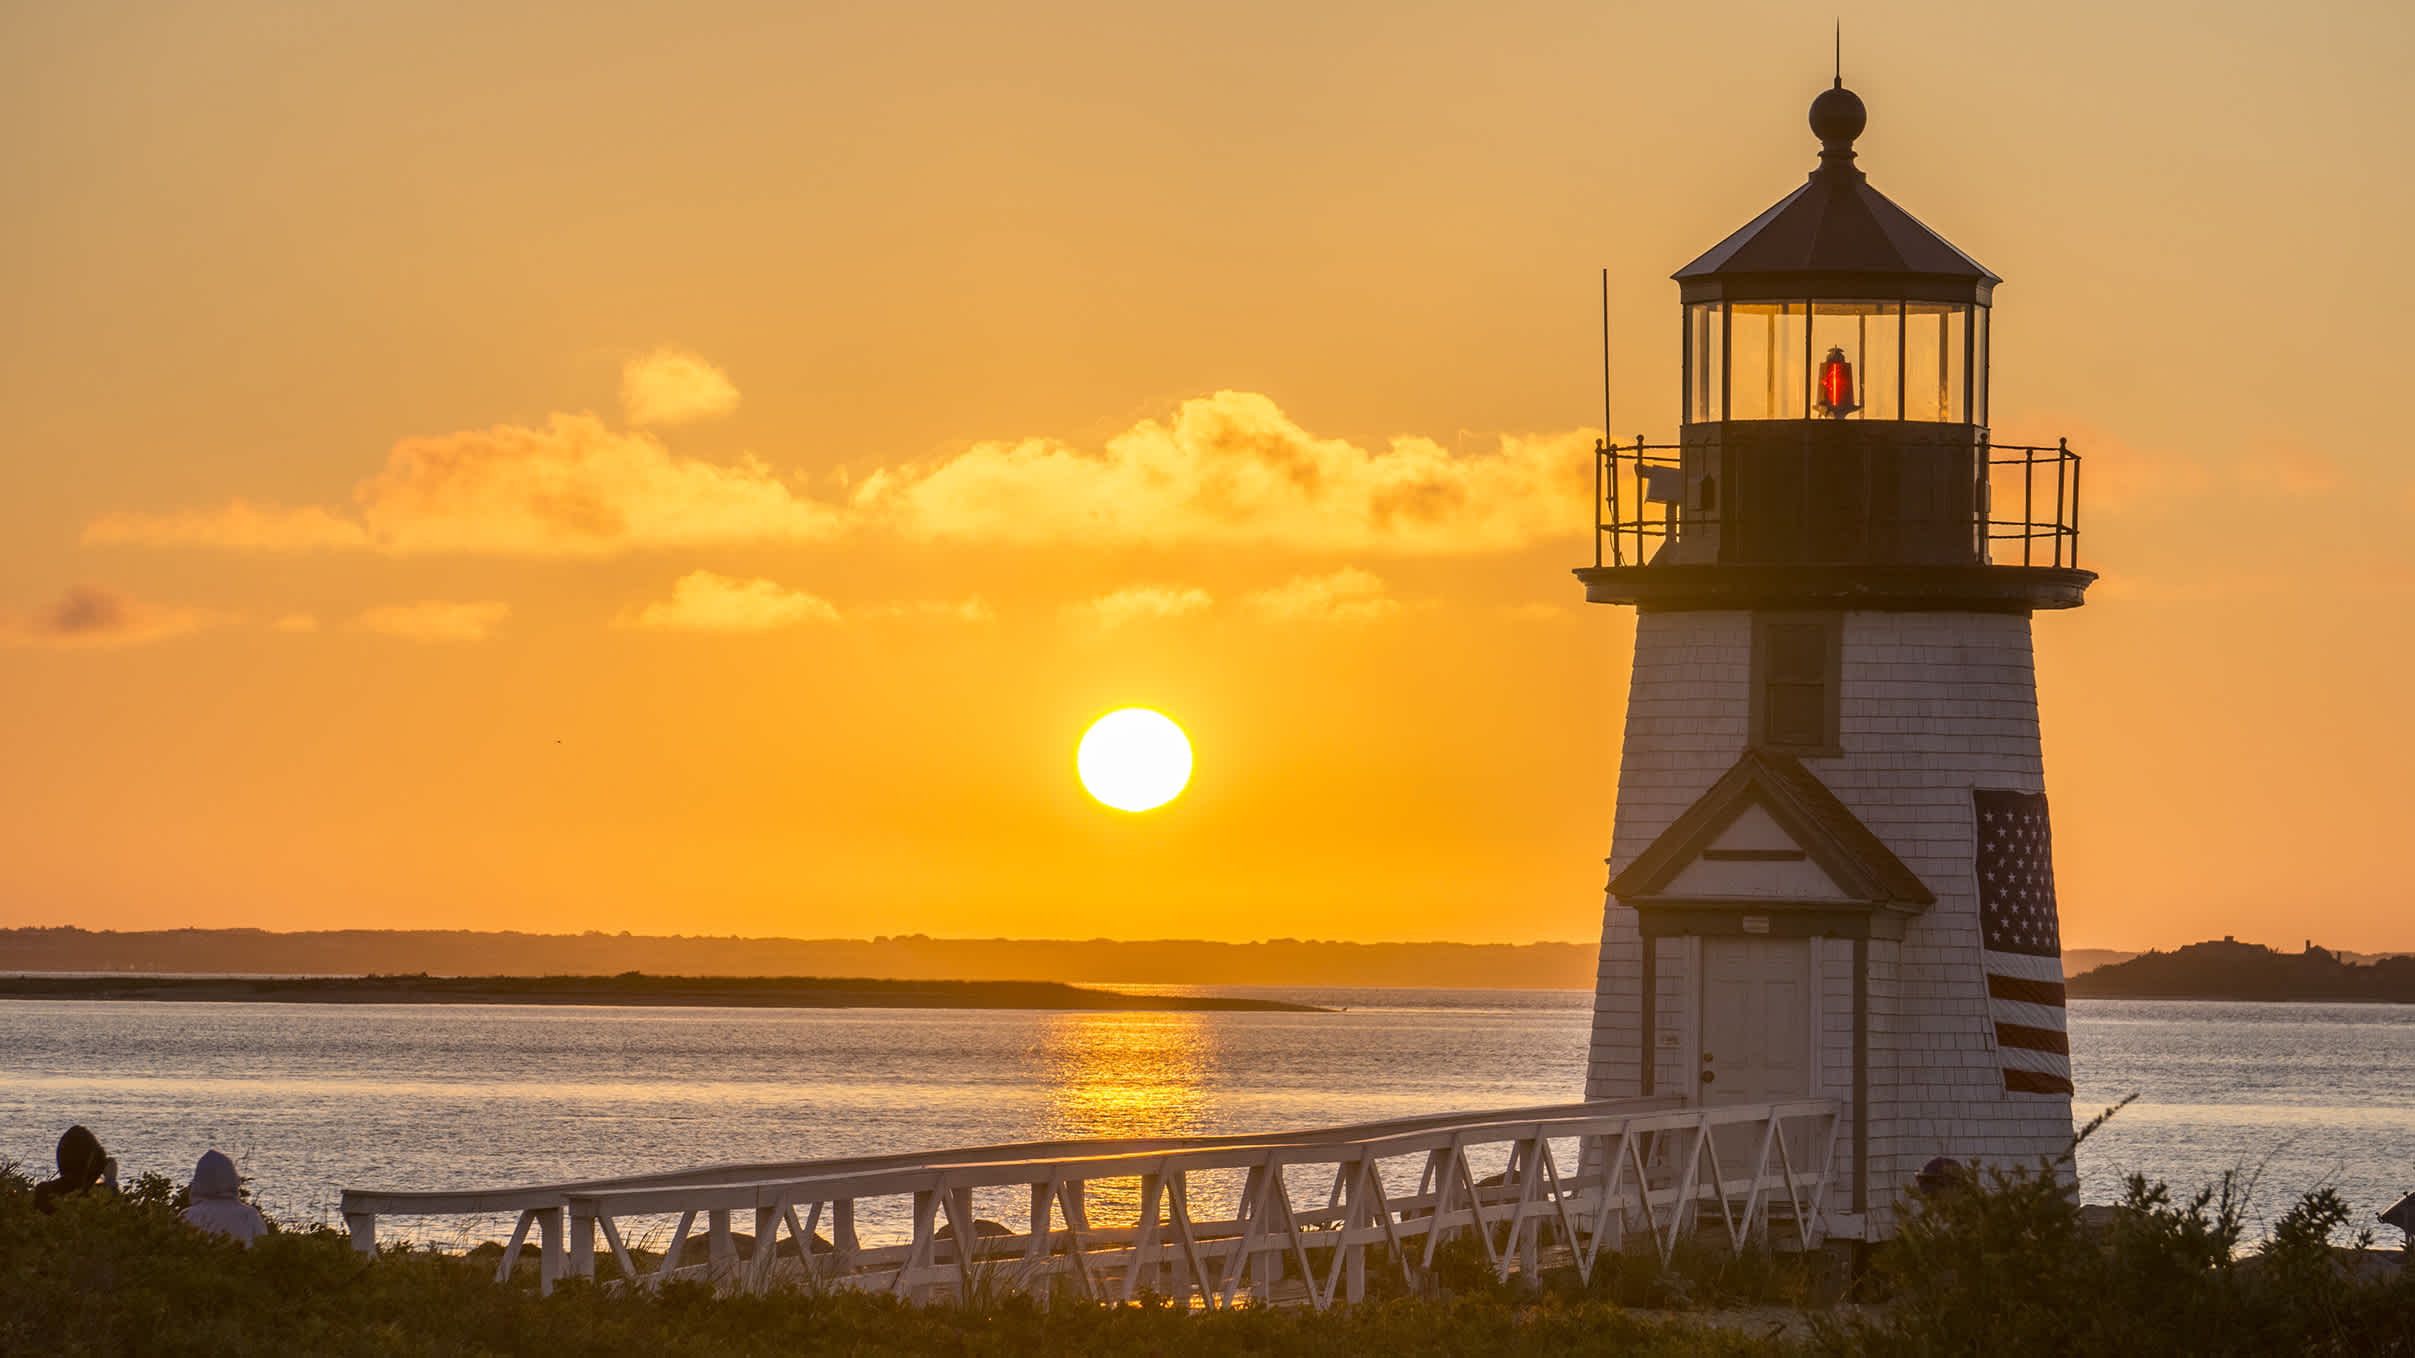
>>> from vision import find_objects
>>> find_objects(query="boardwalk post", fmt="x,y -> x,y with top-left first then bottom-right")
567,1204 -> 596,1279
833,1197 -> 860,1256
535,1208 -> 562,1294
752,1205 -> 778,1289
707,1208 -> 735,1284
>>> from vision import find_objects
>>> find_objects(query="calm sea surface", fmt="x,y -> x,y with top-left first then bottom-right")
2,991 -> 2408,1243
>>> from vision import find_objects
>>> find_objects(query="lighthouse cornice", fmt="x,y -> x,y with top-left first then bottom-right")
1572,562 -> 2094,613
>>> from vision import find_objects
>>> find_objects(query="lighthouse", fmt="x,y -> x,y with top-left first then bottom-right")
1575,76 -> 2091,1241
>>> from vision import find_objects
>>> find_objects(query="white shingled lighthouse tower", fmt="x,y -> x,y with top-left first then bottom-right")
1574,75 -> 2092,1241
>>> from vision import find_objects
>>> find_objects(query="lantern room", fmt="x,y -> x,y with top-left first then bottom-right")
1685,298 -> 1985,427
1620,79 -> 2040,577
1676,81 -> 1995,431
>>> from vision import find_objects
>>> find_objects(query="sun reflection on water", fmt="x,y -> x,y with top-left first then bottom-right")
1035,1012 -> 1222,1227
1040,1011 -> 1218,1142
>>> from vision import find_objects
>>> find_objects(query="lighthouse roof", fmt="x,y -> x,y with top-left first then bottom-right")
1611,748 -> 1935,910
1673,83 -> 1999,304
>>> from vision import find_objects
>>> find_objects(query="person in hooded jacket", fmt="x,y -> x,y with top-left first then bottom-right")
181,1150 -> 267,1244
33,1125 -> 117,1213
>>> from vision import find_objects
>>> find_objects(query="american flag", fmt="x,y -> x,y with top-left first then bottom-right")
1974,789 -> 2072,1096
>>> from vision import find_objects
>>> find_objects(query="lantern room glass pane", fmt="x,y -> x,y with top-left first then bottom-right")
1904,302 -> 1969,422
1686,303 -> 1725,424
1808,301 -> 1900,421
1971,305 -> 1990,427
1728,302 -> 1807,420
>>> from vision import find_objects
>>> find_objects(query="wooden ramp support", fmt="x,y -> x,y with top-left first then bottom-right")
340,1097 -> 1840,1306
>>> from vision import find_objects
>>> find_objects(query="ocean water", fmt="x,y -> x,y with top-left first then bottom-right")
1,990 -> 2407,1244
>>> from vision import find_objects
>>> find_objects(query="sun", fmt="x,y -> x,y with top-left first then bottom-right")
1076,709 -> 1193,813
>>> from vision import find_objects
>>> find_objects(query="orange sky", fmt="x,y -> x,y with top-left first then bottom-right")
4,1 -> 2411,951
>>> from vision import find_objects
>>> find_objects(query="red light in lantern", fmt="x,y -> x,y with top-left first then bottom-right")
1817,345 -> 1859,417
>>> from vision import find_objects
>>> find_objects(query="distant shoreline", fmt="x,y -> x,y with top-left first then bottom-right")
0,973 -> 1330,1013
2076,990 -> 2415,1000
0,927 -> 1596,991
2067,939 -> 2415,1004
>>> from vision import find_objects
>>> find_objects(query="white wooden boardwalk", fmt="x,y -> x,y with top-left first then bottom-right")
341,1096 -> 1839,1307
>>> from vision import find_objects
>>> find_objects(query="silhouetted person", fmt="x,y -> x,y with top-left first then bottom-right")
180,1150 -> 266,1245
33,1125 -> 117,1213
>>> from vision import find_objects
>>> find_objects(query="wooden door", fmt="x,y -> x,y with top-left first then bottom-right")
1698,938 -> 1814,1105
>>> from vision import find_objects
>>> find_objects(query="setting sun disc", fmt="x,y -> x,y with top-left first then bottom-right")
1077,709 -> 1193,812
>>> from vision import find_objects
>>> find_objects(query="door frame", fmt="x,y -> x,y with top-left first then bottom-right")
1633,906 -> 1880,1225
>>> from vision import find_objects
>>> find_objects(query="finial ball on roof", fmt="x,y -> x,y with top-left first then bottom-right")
1810,85 -> 1866,147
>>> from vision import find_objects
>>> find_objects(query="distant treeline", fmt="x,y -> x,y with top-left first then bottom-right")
0,972 -> 1322,1012
0,927 -> 1596,990
2070,938 -> 2415,1002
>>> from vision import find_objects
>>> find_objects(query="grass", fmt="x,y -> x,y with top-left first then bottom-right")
8,1127 -> 2414,1356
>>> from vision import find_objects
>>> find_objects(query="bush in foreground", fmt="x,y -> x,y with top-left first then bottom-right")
9,1144 -> 2413,1356
1824,1107 -> 2415,1357
0,1165 -> 1764,1358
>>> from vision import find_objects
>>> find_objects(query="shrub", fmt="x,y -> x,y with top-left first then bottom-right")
0,1165 -> 1783,1356
1822,1103 -> 2415,1357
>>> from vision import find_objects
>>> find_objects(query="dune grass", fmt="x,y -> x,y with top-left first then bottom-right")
7,1142 -> 2412,1356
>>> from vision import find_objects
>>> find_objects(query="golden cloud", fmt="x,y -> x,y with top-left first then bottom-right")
0,585 -> 229,649
83,500 -> 371,552
270,613 -> 319,633
1243,567 -> 1401,622
84,388 -> 1590,559
854,391 -> 1592,552
89,415 -> 841,557
354,600 -> 511,642
358,415 -> 839,554
856,597 -> 996,623
621,348 -> 740,427
618,571 -> 840,632
1062,584 -> 1213,630
1986,417 -> 2158,515
1499,601 -> 1567,621
2237,444 -> 2342,497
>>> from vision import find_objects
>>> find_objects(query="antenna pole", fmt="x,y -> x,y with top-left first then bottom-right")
1601,266 -> 1618,565
1834,19 -> 1842,87
1600,267 -> 1612,444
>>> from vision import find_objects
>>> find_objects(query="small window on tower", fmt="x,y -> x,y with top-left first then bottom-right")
1752,615 -> 1842,755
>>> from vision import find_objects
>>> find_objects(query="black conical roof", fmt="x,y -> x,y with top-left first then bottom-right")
1674,84 -> 1998,303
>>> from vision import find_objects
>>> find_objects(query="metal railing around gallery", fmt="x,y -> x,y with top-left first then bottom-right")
341,1096 -> 1840,1308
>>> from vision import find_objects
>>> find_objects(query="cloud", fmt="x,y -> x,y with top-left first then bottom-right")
358,415 -> 842,555
2237,444 -> 2341,497
855,391 -> 1593,552
354,600 -> 511,642
0,585 -> 228,649
270,613 -> 319,633
84,388 -> 1591,559
90,415 -> 842,557
1985,416 -> 2206,514
621,349 -> 740,427
856,597 -> 996,623
83,500 -> 371,552
618,571 -> 840,632
1499,601 -> 1567,621
1990,418 -> 2350,513
1062,584 -> 1213,630
1243,567 -> 1401,622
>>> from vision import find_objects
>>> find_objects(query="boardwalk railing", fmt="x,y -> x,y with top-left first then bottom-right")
342,1097 -> 1839,1307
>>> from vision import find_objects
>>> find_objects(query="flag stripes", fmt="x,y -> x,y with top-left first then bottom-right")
1974,789 -> 2072,1097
